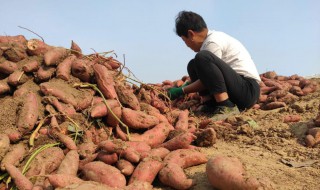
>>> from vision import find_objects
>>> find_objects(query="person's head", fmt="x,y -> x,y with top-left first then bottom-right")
175,11 -> 208,52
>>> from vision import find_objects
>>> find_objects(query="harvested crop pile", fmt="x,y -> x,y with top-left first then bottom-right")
0,35 -> 319,190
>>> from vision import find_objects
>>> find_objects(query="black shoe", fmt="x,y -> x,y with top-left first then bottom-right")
197,105 -> 240,121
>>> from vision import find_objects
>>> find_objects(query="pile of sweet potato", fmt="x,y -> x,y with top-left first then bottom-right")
0,35 -> 213,190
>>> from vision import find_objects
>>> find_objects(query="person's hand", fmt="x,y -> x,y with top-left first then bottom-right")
168,87 -> 184,100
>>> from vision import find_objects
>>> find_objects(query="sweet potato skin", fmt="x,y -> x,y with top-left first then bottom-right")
81,161 -> 126,188
56,55 -> 76,81
48,174 -> 83,188
56,150 -> 79,176
122,108 -> 160,129
0,134 -> 10,161
93,64 -> 118,99
5,164 -> 33,190
116,159 -> 135,176
1,143 -> 27,171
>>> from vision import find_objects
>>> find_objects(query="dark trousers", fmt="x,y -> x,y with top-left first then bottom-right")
187,50 -> 260,111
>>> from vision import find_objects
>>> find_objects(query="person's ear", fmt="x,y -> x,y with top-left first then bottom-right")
187,30 -> 195,41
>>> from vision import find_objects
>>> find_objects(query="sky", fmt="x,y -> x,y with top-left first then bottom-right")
0,0 -> 319,83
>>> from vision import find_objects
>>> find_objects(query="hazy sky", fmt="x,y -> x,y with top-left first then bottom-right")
1,0 -> 319,83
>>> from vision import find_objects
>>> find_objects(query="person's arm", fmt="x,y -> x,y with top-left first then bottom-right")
182,79 -> 206,94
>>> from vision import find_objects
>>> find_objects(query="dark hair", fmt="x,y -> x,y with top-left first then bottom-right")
175,11 -> 207,37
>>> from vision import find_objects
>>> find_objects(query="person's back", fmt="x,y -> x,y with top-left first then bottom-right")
201,30 -> 260,82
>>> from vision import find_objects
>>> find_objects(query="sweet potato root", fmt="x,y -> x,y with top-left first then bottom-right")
22,59 -> 40,73
56,150 -> 79,176
81,161 -> 126,188
0,78 -> 10,95
70,40 -> 82,58
99,140 -> 140,163
16,92 -> 39,135
122,108 -> 159,129
0,60 -> 18,74
26,39 -> 52,55
129,157 -> 164,184
206,155 -> 266,190
48,174 -> 83,188
90,99 -> 119,118
0,35 -> 27,44
106,106 -> 122,127
1,143 -> 27,171
163,149 -> 208,169
5,164 -> 33,190
35,65 -> 56,81
140,147 -> 170,159
175,109 -> 189,131
158,132 -> 196,151
71,58 -> 95,82
56,55 -> 77,81
116,159 -> 135,176
263,101 -> 286,110
93,64 -> 118,99
97,152 -> 118,165
44,47 -> 68,66
0,134 -> 10,161
283,115 -> 301,123
7,70 -> 29,86
115,82 -> 140,110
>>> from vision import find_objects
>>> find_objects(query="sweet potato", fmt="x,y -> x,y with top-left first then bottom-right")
77,141 -> 97,159
305,134 -> 316,147
70,40 -> 82,58
22,59 -> 40,73
7,70 -> 29,86
260,86 -> 277,95
302,83 -> 317,95
0,78 -> 10,95
116,159 -> 135,176
175,109 -> 189,131
93,64 -> 118,99
90,99 -> 119,118
206,155 -> 262,190
0,60 -> 18,74
5,164 -> 33,190
163,149 -> 208,169
150,92 -> 169,113
308,128 -> 320,140
43,96 -> 76,116
0,134 -> 10,161
1,143 -> 27,171
129,157 -> 164,184
56,55 -> 77,81
71,59 -> 95,82
26,147 -> 65,177
129,122 -> 174,148
56,150 -> 79,176
55,181 -> 114,190
13,79 -> 40,98
5,128 -> 22,143
2,43 -> 28,62
16,92 -> 39,135
140,102 -> 168,123
105,57 -> 121,70
125,141 -> 151,154
263,101 -> 286,110
106,106 -> 122,127
159,162 -> 193,190
99,140 -> 140,163
97,152 -> 118,165
195,128 -> 217,147
81,161 -> 126,188
115,82 -> 140,110
140,147 -> 170,159
268,89 -> 288,99
40,79 -> 94,111
35,65 -> 56,81
0,35 -> 27,44
44,47 -> 68,66
283,115 -> 301,123
158,132 -> 196,151
48,174 -> 83,188
26,39 -> 52,55
122,108 -> 159,129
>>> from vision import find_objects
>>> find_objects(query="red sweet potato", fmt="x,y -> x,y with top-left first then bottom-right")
206,155 -> 265,190
0,78 -> 10,95
43,96 -> 76,116
90,99 -> 119,118
26,39 -> 52,55
283,115 -> 301,123
56,55 -> 77,81
22,59 -> 40,73
0,35 -> 27,44
7,70 -> 29,86
141,147 -> 170,159
26,147 -> 65,177
2,42 -> 28,62
56,150 -> 79,176
0,134 -> 10,161
263,101 -> 286,110
163,149 -> 208,169
129,157 -> 164,184
175,109 -> 189,131
122,108 -> 159,129
16,92 -> 39,135
71,58 -> 95,82
129,122 -> 174,148
99,140 -> 140,163
0,60 -> 18,74
97,152 -> 118,165
93,64 -> 118,99
44,47 -> 68,66
5,128 -> 22,143
35,65 -> 56,81
159,162 -> 193,190
106,106 -> 122,127
158,132 -> 196,151
140,102 -> 169,123
305,134 -> 316,147
1,143 -> 27,171
116,159 -> 135,176
48,174 -> 83,188
105,57 -> 121,70
81,161 -> 126,188
70,40 -> 82,58
77,141 -> 97,159
115,82 -> 140,110
125,141 -> 151,155
5,164 -> 33,190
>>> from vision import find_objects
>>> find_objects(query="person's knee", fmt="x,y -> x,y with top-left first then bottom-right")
195,50 -> 214,63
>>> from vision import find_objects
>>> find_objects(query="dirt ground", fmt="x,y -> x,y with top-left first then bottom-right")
154,78 -> 320,190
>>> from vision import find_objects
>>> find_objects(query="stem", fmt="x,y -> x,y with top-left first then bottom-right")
63,114 -> 80,142
29,116 -> 50,147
